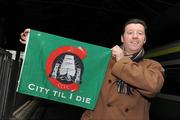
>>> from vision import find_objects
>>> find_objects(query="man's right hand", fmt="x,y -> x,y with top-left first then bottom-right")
19,28 -> 30,44
111,45 -> 124,62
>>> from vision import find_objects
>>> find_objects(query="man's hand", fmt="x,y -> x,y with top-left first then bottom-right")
111,45 -> 124,61
19,28 -> 30,44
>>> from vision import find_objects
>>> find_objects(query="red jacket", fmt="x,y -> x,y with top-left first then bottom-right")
81,57 -> 164,120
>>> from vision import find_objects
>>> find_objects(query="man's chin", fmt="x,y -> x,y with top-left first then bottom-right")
130,48 -> 142,53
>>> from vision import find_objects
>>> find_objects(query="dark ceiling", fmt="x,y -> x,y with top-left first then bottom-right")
1,0 -> 180,51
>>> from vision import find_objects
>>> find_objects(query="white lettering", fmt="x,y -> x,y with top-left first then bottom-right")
52,90 -> 66,99
28,83 -> 50,94
75,95 -> 91,104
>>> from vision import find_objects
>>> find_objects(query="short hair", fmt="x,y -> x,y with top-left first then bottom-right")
122,18 -> 147,34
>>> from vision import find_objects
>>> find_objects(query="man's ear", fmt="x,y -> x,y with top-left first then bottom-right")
144,38 -> 146,44
121,35 -> 124,43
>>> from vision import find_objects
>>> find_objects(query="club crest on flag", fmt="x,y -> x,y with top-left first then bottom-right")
46,46 -> 87,92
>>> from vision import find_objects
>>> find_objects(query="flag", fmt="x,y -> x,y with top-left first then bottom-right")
17,29 -> 111,110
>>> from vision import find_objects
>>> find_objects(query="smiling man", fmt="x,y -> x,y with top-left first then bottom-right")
81,18 -> 165,120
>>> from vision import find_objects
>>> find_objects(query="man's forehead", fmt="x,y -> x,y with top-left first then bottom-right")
125,23 -> 145,30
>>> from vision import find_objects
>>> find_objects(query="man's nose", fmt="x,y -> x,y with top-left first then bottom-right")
132,33 -> 138,38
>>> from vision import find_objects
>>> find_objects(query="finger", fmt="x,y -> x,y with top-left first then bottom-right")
20,33 -> 24,37
24,30 -> 29,36
19,39 -> 26,44
24,28 -> 30,34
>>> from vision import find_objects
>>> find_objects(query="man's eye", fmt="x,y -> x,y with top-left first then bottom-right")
138,32 -> 144,35
127,32 -> 133,34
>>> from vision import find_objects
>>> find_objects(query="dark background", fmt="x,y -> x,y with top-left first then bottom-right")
1,0 -> 180,51
0,1 -> 180,120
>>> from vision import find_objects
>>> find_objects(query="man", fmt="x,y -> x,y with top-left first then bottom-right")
80,18 -> 164,120
20,18 -> 164,120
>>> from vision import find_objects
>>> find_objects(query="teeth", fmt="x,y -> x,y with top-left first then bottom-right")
131,41 -> 138,44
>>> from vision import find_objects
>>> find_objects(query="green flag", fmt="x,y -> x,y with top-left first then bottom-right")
17,29 -> 111,110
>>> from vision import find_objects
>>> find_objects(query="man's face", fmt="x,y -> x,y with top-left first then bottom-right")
121,23 -> 146,54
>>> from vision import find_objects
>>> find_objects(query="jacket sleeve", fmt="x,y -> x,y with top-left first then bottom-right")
111,57 -> 164,97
